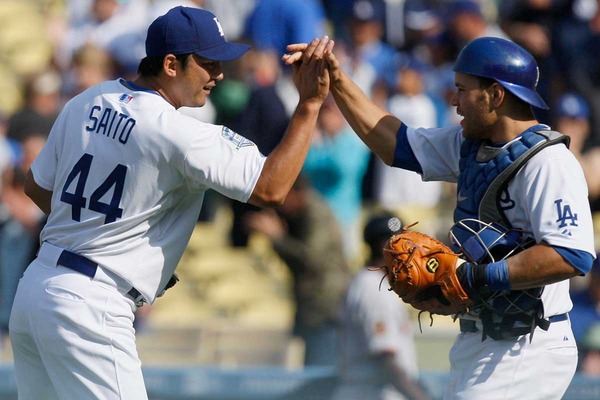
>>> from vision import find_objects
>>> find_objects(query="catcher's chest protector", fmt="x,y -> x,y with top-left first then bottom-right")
453,128 -> 570,340
454,128 -> 569,228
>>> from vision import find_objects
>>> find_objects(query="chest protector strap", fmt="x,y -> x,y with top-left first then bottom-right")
479,130 -> 569,226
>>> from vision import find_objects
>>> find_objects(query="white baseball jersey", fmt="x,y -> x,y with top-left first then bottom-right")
404,124 -> 593,399
31,78 -> 266,303
406,124 -> 595,316
332,268 -> 419,400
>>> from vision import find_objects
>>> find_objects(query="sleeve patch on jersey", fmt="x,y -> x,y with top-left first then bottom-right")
119,94 -> 134,103
221,127 -> 255,150
555,198 -> 578,236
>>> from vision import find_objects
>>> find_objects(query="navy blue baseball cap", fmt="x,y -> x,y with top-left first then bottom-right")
555,92 -> 590,119
352,0 -> 385,23
145,6 -> 250,61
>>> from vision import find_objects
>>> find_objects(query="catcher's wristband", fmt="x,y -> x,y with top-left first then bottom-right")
457,260 -> 511,298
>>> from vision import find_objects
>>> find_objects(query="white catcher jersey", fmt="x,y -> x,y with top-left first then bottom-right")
405,124 -> 596,317
31,79 -> 266,303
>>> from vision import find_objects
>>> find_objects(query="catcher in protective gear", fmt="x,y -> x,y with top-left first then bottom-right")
382,226 -> 473,316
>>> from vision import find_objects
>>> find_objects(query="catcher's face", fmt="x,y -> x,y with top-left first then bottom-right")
452,73 -> 497,140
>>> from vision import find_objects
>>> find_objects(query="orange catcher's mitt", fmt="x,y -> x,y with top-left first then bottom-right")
382,228 -> 473,315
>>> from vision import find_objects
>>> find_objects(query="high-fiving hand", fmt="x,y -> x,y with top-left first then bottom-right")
282,36 -> 335,106
283,37 -> 342,85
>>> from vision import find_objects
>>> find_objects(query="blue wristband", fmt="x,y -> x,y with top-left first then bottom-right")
485,260 -> 511,291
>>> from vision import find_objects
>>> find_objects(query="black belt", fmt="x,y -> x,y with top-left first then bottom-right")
57,250 -> 145,305
459,313 -> 569,333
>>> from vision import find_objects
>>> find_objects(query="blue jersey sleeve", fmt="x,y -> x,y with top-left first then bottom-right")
554,246 -> 595,275
391,124 -> 422,173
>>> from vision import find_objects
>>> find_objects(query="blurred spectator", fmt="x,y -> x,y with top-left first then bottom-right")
333,41 -> 379,103
0,133 -> 47,344
151,1 -> 256,43
0,130 -> 12,350
205,37 -> 256,131
332,210 -> 430,400
243,0 -> 327,55
579,322 -> 600,376
323,0 -> 359,43
63,43 -> 118,97
203,0 -> 257,41
347,0 -> 399,86
549,0 -> 600,101
243,176 -> 352,366
497,0 -> 581,123
0,126 -> 13,226
569,12 -> 600,147
371,57 -> 446,237
552,92 -> 600,205
58,0 -> 150,76
445,0 -> 509,48
412,31 -> 460,128
227,49 -> 294,246
402,0 -> 444,53
576,259 -> 600,378
302,95 -> 371,264
554,92 -> 593,157
570,257 -> 600,346
6,70 -> 62,143
149,0 -> 204,19
0,1 -> 57,115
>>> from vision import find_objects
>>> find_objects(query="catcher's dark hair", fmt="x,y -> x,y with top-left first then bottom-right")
137,53 -> 191,77
478,76 -> 495,89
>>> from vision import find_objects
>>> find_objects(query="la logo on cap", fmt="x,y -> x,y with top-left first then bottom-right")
145,6 -> 250,61
214,17 -> 225,37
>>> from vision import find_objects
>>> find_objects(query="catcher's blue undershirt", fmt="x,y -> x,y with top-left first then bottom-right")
391,123 -> 593,275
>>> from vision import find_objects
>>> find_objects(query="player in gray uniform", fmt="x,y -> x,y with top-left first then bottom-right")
332,211 -> 431,400
9,6 -> 333,400
285,37 -> 595,399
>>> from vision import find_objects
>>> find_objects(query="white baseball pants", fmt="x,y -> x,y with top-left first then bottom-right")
444,318 -> 577,399
9,242 -> 148,399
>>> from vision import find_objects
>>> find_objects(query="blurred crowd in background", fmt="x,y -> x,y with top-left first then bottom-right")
3,0 -> 600,381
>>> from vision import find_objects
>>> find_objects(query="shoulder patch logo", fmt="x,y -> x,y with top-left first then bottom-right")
221,127 -> 255,149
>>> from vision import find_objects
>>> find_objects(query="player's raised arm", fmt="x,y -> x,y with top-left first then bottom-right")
284,42 -> 402,165
248,36 -> 332,207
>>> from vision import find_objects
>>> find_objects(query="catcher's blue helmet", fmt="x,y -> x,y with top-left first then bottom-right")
453,37 -> 549,110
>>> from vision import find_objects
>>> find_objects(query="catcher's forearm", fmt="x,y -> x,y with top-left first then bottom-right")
457,244 -> 583,295
329,69 -> 400,165
504,243 -> 582,289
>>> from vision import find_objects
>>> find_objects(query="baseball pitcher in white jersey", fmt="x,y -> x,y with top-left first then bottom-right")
285,36 -> 595,399
9,6 -> 333,399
